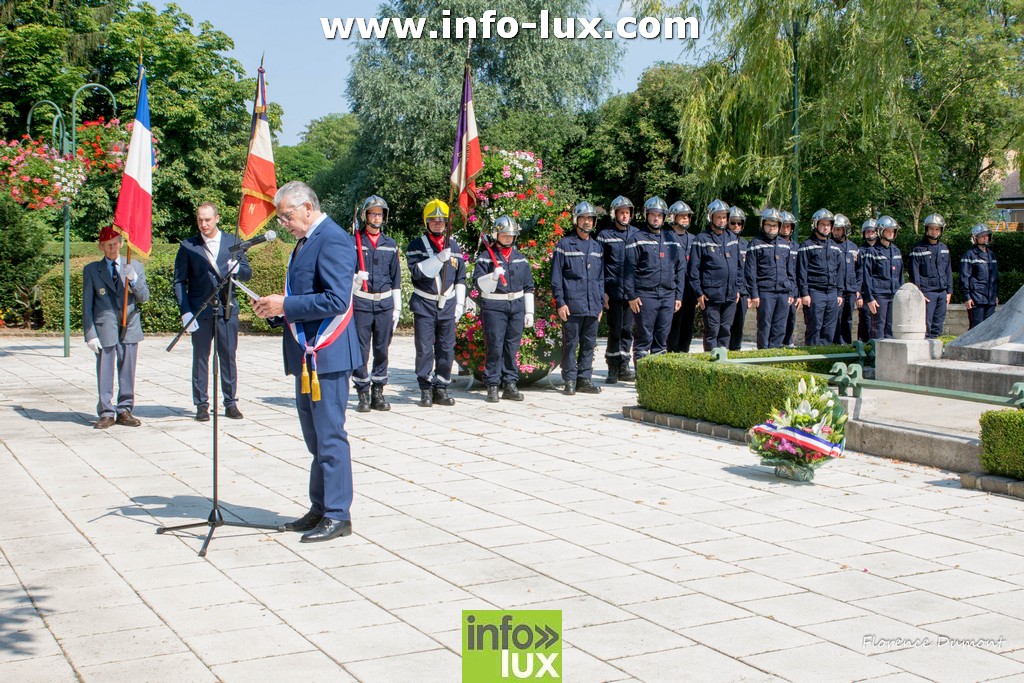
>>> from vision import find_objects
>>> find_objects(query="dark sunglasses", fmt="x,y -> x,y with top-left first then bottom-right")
729,221 -> 744,226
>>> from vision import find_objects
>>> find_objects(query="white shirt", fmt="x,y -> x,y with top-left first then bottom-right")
202,230 -> 222,273
305,213 -> 327,241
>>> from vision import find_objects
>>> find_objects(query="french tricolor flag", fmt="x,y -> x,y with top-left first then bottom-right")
113,63 -> 154,257
238,61 -> 277,239
450,61 -> 483,217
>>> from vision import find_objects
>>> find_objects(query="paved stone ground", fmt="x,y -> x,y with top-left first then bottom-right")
2,334 -> 1024,682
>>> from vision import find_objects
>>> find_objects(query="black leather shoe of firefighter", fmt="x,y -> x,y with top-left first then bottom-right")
501,383 -> 523,401
356,389 -> 371,413
576,378 -> 602,394
432,386 -> 456,406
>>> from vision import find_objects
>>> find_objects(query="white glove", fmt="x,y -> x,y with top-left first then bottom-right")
354,270 -> 370,286
524,292 -> 535,328
391,289 -> 402,332
125,263 -> 139,284
478,271 -> 499,295
417,255 -> 444,278
182,313 -> 199,333
455,283 -> 467,318
437,247 -> 452,263
226,258 -> 240,275
86,338 -> 103,354
492,266 -> 506,279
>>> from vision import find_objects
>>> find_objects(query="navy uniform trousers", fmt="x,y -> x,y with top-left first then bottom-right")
804,289 -> 840,346
352,308 -> 394,389
756,293 -> 791,349
482,299 -> 525,386
295,371 -> 353,522
411,294 -> 456,390
868,296 -> 894,340
784,301 -> 797,346
729,295 -> 748,350
703,300 -> 737,351
922,290 -> 948,339
634,293 -> 676,362
968,304 -> 996,329
191,314 -> 240,408
667,291 -> 698,353
834,294 -> 856,345
605,299 -> 634,368
561,316 -> 599,382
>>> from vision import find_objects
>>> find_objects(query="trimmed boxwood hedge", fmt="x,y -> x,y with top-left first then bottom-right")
690,344 -> 865,374
979,409 -> 1024,479
636,352 -> 817,430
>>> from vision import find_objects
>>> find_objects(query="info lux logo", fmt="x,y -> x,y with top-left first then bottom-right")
462,610 -> 562,681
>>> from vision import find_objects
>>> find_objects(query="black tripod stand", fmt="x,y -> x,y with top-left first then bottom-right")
158,266 -> 278,557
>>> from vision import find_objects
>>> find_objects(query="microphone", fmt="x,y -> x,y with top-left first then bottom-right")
229,230 -> 277,254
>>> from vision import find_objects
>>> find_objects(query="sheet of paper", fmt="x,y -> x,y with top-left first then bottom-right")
231,278 -> 261,300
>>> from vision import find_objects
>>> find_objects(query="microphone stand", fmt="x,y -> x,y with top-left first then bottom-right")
159,260 -> 279,557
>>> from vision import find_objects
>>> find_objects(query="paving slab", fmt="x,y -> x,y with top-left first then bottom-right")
1,335 -> 1023,681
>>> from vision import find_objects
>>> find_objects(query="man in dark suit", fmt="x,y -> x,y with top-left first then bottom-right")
253,181 -> 361,543
173,202 -> 253,421
82,226 -> 150,429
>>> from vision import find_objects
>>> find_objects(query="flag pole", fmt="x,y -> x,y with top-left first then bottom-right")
120,51 -> 144,338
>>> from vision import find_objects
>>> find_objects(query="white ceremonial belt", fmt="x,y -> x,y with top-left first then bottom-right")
480,290 -> 525,301
354,290 -> 390,301
413,287 -> 454,302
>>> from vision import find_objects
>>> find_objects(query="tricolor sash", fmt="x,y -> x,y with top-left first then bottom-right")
284,252 -> 354,401
751,422 -> 844,459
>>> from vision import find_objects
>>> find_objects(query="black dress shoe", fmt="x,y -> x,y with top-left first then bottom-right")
577,378 -> 602,394
116,410 -> 142,427
195,404 -> 210,422
94,415 -> 116,430
300,517 -> 352,543
486,385 -> 500,403
225,404 -> 244,420
280,509 -> 323,532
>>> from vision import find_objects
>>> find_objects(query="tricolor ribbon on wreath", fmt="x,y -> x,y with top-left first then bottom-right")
750,422 -> 845,459
284,257 -> 354,402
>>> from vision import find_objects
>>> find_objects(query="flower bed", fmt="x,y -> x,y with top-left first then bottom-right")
454,148 -> 574,383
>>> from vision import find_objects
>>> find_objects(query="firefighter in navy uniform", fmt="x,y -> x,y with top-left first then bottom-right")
908,213 -> 953,339
857,219 -> 878,342
351,195 -> 402,412
797,208 -> 844,346
831,214 -> 861,345
727,206 -> 750,350
623,197 -> 686,364
779,211 -> 800,346
552,202 -> 604,395
474,215 -> 535,403
597,195 -> 639,383
861,215 -> 904,340
666,201 -> 698,353
688,199 -> 741,351
961,224 -> 1000,329
745,208 -> 796,349
406,199 -> 467,407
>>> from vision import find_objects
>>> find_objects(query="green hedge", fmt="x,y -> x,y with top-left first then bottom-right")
38,240 -> 417,333
979,409 -> 1024,479
689,344 -> 865,374
636,353 -> 816,429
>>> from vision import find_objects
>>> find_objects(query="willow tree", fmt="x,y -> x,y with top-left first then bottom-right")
629,0 -> 1024,231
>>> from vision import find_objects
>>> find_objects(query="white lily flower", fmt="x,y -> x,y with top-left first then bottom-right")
798,378 -> 807,394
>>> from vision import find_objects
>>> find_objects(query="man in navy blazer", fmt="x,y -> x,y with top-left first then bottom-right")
253,181 -> 361,543
173,202 -> 252,421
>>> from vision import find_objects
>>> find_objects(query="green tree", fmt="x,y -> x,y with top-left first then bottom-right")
344,0 -> 620,238
0,195 -> 49,320
301,113 -> 358,161
274,144 -> 331,186
96,2 -> 282,242
630,0 -> 1024,231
